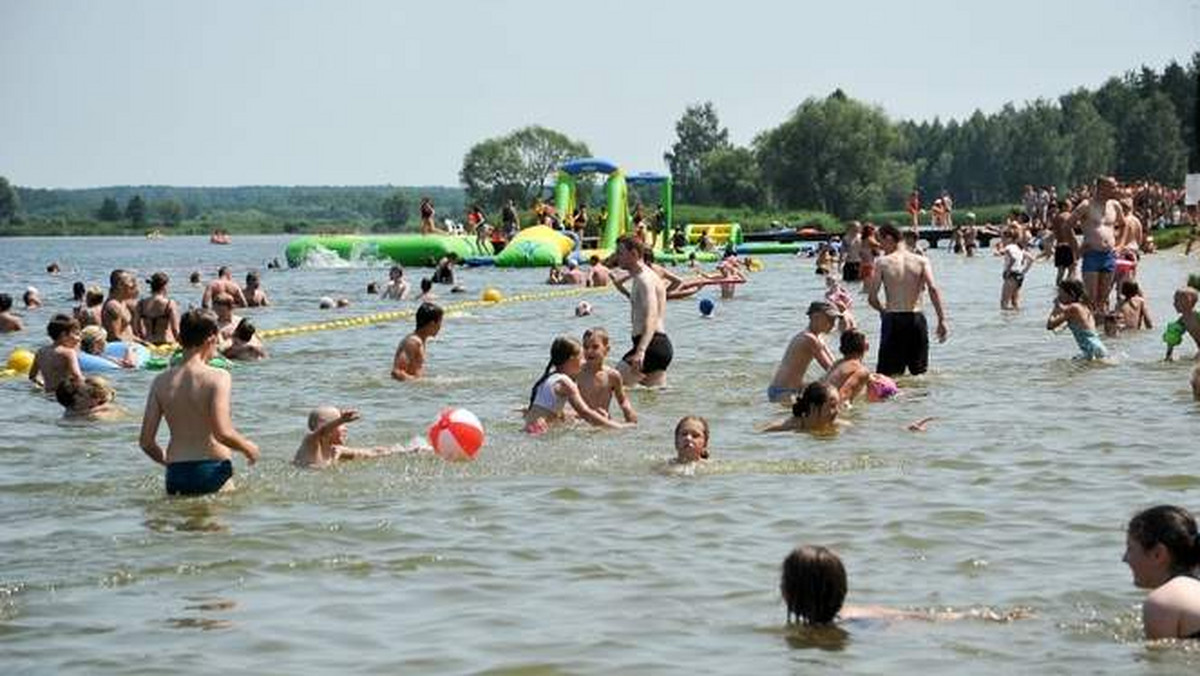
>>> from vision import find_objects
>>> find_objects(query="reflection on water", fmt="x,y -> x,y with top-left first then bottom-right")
2,236 -> 1200,673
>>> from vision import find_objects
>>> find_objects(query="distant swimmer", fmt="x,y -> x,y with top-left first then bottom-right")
391,302 -> 442,381
382,265 -> 410,300
0,293 -> 24,333
139,309 -> 259,496
865,224 -> 948,377
1123,505 -> 1200,640
767,301 -> 840,404
201,266 -> 248,309
242,271 -> 270,307
28,314 -> 84,393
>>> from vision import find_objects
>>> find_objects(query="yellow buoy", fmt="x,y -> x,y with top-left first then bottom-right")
482,287 -> 503,302
6,348 -> 35,375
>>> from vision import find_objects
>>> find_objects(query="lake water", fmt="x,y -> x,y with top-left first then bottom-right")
2,235 -> 1199,674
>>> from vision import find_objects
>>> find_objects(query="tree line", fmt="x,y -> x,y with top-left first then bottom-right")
665,53 -> 1198,218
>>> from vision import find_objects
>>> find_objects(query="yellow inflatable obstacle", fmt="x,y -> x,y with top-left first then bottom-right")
2,348 -> 35,378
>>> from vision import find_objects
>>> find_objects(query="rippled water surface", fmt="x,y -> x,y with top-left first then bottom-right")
2,235 -> 1200,674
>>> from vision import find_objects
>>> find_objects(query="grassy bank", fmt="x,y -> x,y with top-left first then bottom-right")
673,205 -> 842,233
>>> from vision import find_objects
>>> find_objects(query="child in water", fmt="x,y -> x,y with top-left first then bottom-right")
673,416 -> 710,464
55,375 -> 125,421
1110,280 -> 1152,335
575,327 -> 637,423
292,407 -> 406,468
1046,279 -> 1108,360
223,319 -> 267,361
763,382 -> 842,434
524,336 -> 631,433
821,329 -> 872,404
1163,287 -> 1200,361
1123,505 -> 1200,639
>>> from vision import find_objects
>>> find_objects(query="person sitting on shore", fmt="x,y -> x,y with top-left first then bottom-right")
0,293 -> 24,333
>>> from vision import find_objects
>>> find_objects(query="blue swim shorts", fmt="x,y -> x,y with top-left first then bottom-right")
166,459 -> 233,496
1081,249 -> 1116,274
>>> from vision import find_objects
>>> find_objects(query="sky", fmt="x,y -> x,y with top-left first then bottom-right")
1,0 -> 1197,189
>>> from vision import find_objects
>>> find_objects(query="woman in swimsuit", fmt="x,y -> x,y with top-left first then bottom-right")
136,272 -> 179,345
1124,505 -> 1200,639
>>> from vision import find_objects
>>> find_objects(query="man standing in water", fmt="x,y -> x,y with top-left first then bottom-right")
102,269 -> 141,344
615,235 -> 671,387
866,224 -> 948,376
1072,176 -> 1120,312
201,266 -> 248,309
139,309 -> 259,496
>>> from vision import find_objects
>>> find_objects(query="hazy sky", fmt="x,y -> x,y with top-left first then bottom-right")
2,0 -> 1197,188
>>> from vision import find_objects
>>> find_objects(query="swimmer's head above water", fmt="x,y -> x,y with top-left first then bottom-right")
781,545 -> 847,625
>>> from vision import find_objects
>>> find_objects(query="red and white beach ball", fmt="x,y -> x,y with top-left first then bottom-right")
428,408 -> 485,461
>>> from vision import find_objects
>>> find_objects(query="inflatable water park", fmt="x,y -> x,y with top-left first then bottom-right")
284,158 -> 822,268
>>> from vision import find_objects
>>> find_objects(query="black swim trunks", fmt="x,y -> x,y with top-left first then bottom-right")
623,332 -> 674,374
1054,244 -> 1075,268
876,312 -> 929,376
166,459 -> 233,496
1003,270 -> 1025,287
842,261 -> 861,282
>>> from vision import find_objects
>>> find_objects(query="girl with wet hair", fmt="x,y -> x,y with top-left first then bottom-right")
763,382 -> 842,433
524,336 -> 630,433
1124,505 -> 1200,639
781,545 -> 847,625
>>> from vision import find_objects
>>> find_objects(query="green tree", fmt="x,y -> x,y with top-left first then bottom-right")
460,126 -> 589,209
1121,92 -> 1188,182
755,91 -> 897,218
664,102 -> 729,203
380,190 -> 410,228
1061,95 -> 1116,186
1158,56 -> 1198,170
699,146 -> 764,208
1004,99 -> 1071,191
125,194 -> 146,227
97,197 -> 123,222
154,199 -> 184,227
0,176 -> 21,223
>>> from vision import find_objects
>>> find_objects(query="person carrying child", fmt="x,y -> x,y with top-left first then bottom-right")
524,336 -> 632,433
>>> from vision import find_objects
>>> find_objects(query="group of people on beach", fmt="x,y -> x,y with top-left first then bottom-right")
6,172 -> 1200,640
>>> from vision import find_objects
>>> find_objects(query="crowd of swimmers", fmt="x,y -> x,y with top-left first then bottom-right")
5,174 -> 1200,641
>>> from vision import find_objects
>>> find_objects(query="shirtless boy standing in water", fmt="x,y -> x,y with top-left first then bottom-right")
1071,177 -> 1120,313
866,224 -> 948,377
139,309 -> 259,496
1050,201 -> 1078,284
615,236 -> 672,387
391,302 -> 443,381
767,301 -> 840,403
102,269 -> 141,344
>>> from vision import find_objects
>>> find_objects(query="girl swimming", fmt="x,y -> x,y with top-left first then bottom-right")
1046,279 -> 1108,360
763,382 -> 842,434
673,416 -> 710,464
525,336 -> 630,432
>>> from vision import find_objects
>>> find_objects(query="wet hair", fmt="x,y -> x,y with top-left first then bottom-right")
72,281 -> 86,302
1057,279 -> 1088,304
582,326 -> 610,348
415,302 -> 443,330
178,309 -> 219,348
189,271 -> 202,284
674,416 -> 711,459
838,329 -> 867,358
23,289 -> 38,306
47,262 -> 60,274
55,376 -> 86,409
1120,280 -> 1141,299
148,272 -> 168,293
245,271 -> 260,285
47,314 -> 80,341
879,224 -> 902,243
780,545 -> 847,625
420,278 -> 433,293
233,318 -> 256,342
366,282 -> 379,294
588,255 -> 600,265
0,293 -> 11,312
80,326 -> 106,354
85,287 -> 104,307
528,336 -> 582,408
792,382 -> 836,419
218,266 -> 231,278
108,269 -> 130,289
389,265 -> 404,279
1128,505 -> 1200,574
